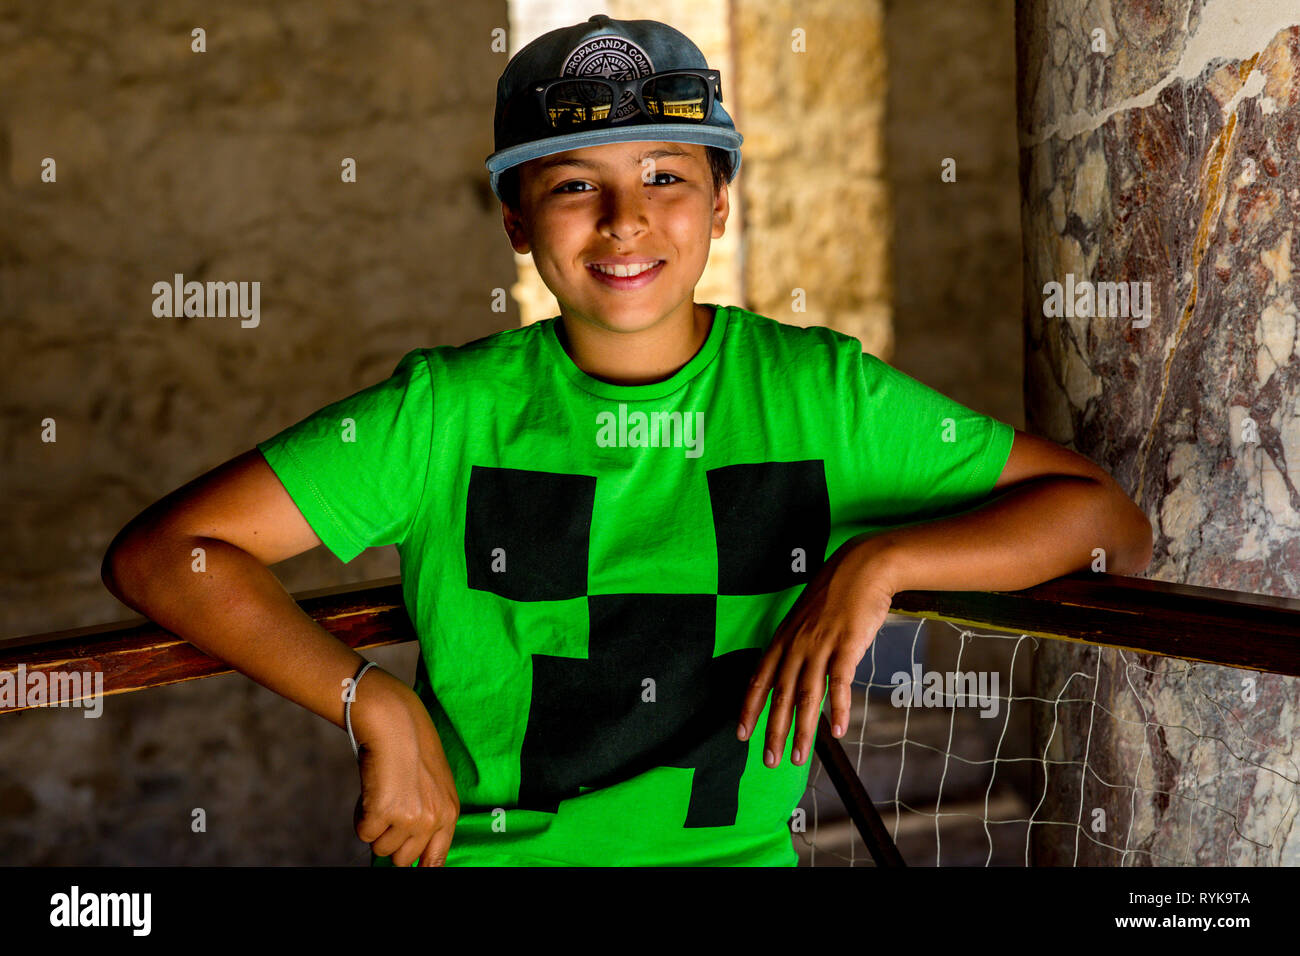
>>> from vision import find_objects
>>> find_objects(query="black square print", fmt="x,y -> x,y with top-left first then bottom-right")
707,459 -> 830,595
465,465 -> 596,601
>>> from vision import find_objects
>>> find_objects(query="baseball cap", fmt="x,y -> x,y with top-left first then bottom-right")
485,14 -> 743,204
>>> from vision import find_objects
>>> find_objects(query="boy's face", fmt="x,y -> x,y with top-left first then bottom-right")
502,140 -> 728,334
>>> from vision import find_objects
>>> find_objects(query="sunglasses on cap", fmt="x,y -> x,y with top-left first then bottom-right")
505,68 -> 723,133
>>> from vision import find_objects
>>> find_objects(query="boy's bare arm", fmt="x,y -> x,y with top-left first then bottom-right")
103,448 -> 461,866
739,429 -> 1155,768
100,449 -> 415,736
870,428 -> 1154,592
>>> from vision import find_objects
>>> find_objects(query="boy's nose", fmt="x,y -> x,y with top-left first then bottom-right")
598,187 -> 650,239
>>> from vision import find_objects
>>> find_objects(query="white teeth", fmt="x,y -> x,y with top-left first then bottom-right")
591,260 -> 661,277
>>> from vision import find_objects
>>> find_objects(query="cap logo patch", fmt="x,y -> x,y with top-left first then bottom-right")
560,33 -> 655,123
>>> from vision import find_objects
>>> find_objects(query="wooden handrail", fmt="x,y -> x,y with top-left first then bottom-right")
890,572 -> 1300,675
5,569 -> 1296,868
3,571 -> 1300,716
0,577 -> 413,714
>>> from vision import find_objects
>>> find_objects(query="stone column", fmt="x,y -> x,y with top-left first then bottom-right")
1018,2 -> 1300,864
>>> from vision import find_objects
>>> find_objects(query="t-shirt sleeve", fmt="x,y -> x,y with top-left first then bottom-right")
851,349 -> 1014,522
255,349 -> 433,564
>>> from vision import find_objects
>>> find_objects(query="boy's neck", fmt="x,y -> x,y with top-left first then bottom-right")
555,301 -> 715,387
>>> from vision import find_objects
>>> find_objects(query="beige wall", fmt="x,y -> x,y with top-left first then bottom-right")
732,0 -> 892,355
885,0 -> 1024,426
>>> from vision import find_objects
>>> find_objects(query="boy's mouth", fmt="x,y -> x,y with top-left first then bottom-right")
586,259 -> 665,289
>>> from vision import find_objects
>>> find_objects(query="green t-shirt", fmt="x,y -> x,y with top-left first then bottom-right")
256,303 -> 1013,866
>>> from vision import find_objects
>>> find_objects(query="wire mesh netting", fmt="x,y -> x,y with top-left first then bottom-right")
797,616 -> 1300,866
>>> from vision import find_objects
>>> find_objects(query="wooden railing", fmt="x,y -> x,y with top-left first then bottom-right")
4,571 -> 1299,865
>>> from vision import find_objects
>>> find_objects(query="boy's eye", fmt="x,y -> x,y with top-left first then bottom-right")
551,172 -> 682,194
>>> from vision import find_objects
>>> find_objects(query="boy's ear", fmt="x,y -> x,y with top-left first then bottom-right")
711,178 -> 729,240
502,202 -> 531,255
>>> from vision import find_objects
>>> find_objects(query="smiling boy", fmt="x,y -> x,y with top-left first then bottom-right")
499,140 -> 723,387
102,14 -> 1151,869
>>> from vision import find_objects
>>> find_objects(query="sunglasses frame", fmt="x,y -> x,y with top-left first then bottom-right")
510,68 -> 723,132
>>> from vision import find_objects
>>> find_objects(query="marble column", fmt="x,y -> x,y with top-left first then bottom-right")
1018,1 -> 1300,864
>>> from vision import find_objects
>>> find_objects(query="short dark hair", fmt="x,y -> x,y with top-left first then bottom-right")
498,145 -> 733,213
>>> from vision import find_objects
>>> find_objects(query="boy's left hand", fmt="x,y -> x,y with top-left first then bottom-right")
736,536 -> 898,768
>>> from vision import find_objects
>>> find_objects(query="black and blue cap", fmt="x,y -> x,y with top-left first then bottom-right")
486,14 -> 743,204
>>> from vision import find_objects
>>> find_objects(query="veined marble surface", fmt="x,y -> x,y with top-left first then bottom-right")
1019,1 -> 1300,865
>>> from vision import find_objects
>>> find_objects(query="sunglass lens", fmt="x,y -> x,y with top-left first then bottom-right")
642,74 -> 709,122
545,80 -> 614,129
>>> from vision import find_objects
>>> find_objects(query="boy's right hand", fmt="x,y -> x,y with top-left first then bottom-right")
350,672 -> 460,867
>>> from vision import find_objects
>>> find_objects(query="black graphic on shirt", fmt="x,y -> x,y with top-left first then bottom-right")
465,459 -> 830,827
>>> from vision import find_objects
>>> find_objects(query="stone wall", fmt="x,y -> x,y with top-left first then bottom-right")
0,0 -> 511,863
886,0 -> 1023,426
732,0 -> 891,354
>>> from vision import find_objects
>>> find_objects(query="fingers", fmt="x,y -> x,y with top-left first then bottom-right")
353,692 -> 463,867
355,754 -> 460,867
789,664 -> 827,766
354,794 -> 388,845
365,812 -> 454,868
736,638 -> 786,741
765,642 -> 831,768
417,823 -> 456,867
370,825 -> 411,862
827,653 -> 856,739
760,652 -> 796,766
